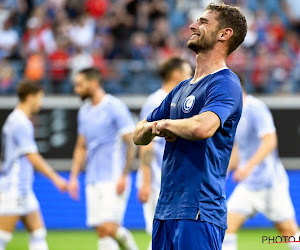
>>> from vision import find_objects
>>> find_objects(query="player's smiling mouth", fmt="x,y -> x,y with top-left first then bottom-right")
191,33 -> 200,38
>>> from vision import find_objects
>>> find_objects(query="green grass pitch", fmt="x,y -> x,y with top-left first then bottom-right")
6,229 -> 289,249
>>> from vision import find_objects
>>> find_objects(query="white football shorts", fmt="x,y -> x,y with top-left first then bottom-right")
227,182 -> 295,223
85,180 -> 131,227
0,190 -> 39,216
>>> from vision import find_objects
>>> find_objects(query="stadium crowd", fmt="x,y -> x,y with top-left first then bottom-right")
0,0 -> 300,94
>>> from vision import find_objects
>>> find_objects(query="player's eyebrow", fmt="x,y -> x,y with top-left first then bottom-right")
197,17 -> 209,23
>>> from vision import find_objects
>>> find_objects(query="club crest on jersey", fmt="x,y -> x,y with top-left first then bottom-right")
182,95 -> 195,113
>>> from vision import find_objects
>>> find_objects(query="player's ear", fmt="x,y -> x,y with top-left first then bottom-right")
218,28 -> 233,41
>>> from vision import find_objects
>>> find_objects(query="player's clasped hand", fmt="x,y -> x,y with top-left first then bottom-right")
53,175 -> 68,192
150,121 -> 165,137
151,120 -> 177,142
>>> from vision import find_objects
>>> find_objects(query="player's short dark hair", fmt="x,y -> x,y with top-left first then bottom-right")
78,67 -> 102,85
159,57 -> 189,82
206,3 -> 247,55
17,80 -> 43,102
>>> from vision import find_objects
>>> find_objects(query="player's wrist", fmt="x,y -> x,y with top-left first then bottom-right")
52,173 -> 61,184
161,119 -> 170,130
70,174 -> 78,181
70,168 -> 80,180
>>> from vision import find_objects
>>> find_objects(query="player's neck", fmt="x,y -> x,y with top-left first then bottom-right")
16,103 -> 32,118
191,50 -> 227,84
91,88 -> 106,106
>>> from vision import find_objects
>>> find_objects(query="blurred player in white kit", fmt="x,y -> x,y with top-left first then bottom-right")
0,80 -> 68,250
137,57 -> 192,249
69,67 -> 138,250
223,74 -> 300,250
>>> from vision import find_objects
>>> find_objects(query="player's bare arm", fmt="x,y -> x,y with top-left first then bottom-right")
138,143 -> 153,203
133,119 -> 162,145
69,134 -> 87,200
121,132 -> 137,175
156,111 -> 221,141
228,144 -> 239,172
116,132 -> 137,195
26,153 -> 67,191
234,132 -> 277,181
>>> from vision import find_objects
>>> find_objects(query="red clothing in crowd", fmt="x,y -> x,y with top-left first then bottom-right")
49,49 -> 69,81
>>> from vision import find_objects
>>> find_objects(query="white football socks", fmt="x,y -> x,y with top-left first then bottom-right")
98,237 -> 119,250
115,227 -> 138,250
29,228 -> 48,250
0,230 -> 12,250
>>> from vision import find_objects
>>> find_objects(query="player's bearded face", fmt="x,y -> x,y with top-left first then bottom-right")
187,27 -> 219,53
74,74 -> 92,100
78,91 -> 91,101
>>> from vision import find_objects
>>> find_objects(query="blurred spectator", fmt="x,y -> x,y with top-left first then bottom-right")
48,38 -> 70,93
0,3 -> 11,28
68,47 -> 93,80
284,0 -> 300,34
268,14 -> 286,44
270,48 -> 294,93
148,0 -> 169,20
85,0 -> 108,19
251,46 -> 271,93
0,15 -> 19,59
291,51 -> 300,93
0,0 -> 299,95
65,0 -> 85,19
24,52 -> 45,82
129,32 -> 152,60
68,15 -> 95,49
22,16 -> 56,55
227,47 -> 249,75
0,59 -> 15,93
92,48 -> 108,77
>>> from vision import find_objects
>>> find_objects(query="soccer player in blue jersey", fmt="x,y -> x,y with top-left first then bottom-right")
137,57 -> 192,249
223,75 -> 300,250
0,80 -> 68,250
133,3 -> 247,250
68,67 -> 138,250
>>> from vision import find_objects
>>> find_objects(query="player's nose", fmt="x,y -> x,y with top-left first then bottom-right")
189,22 -> 199,31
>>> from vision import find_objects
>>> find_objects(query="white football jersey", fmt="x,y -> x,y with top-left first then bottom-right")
78,94 -> 135,184
235,95 -> 288,190
0,109 -> 38,195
